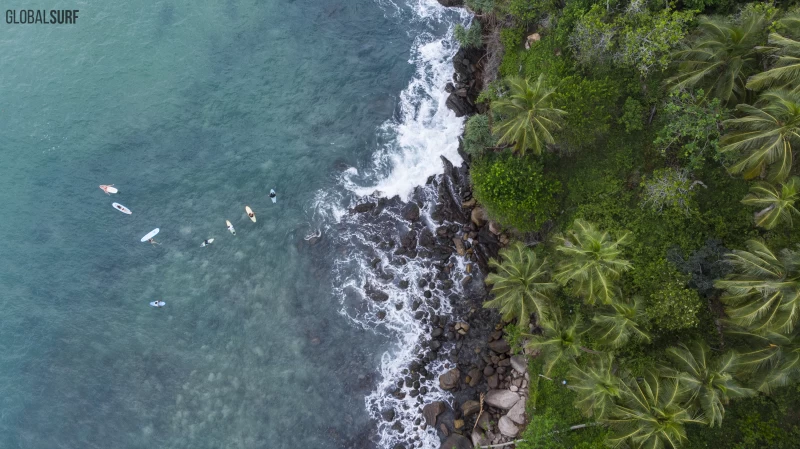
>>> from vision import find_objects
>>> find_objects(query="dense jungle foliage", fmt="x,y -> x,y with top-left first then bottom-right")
464,0 -> 800,447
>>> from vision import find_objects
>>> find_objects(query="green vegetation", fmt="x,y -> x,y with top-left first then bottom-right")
465,0 -> 800,447
454,20 -> 483,49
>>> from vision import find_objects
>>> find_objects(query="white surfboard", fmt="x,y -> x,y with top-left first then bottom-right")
99,184 -> 118,194
226,220 -> 236,235
140,228 -> 160,243
201,238 -> 215,247
246,206 -> 256,222
150,301 -> 165,307
270,189 -> 277,203
112,202 -> 132,214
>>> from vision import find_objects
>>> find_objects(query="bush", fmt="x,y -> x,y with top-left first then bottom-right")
463,114 -> 495,157
619,96 -> 645,133
640,168 -> 698,216
646,279 -> 703,331
454,21 -> 482,49
472,153 -> 561,232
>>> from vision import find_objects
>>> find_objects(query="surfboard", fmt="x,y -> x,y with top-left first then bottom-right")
246,206 -> 256,222
140,228 -> 160,242
201,238 -> 215,247
226,220 -> 236,235
99,184 -> 118,194
150,301 -> 165,307
270,189 -> 277,203
112,202 -> 132,214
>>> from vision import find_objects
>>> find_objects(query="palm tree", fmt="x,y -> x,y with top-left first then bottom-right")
741,177 -> 800,229
525,309 -> 593,375
553,219 -> 632,305
491,74 -> 567,156
591,297 -> 651,349
715,239 -> 800,334
606,370 -> 705,449
484,242 -> 557,328
568,354 -> 622,419
730,328 -> 800,394
747,14 -> 800,91
668,12 -> 771,104
719,89 -> 800,181
664,342 -> 755,427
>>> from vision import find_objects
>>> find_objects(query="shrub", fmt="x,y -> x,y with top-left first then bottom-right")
472,153 -> 561,232
463,114 -> 495,157
454,21 -> 483,49
646,279 -> 703,331
619,96 -> 645,133
641,168 -> 698,216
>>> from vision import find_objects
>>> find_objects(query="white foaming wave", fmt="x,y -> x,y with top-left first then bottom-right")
343,8 -> 467,201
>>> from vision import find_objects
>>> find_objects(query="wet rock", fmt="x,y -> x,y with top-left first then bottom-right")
488,339 -> 510,354
353,202 -> 376,213
453,238 -> 466,256
483,365 -> 495,376
431,328 -> 443,338
436,0 -> 464,7
440,434 -> 472,449
485,390 -> 521,410
477,412 -> 491,431
454,419 -> 464,430
461,399 -> 481,417
439,368 -> 460,390
487,374 -> 499,389
467,368 -> 482,387
460,275 -> 472,288
423,401 -> 446,427
439,423 -> 450,437
419,228 -> 435,248
369,290 -> 389,302
498,416 -> 520,438
381,408 -> 396,422
510,355 -> 528,374
488,220 -> 502,235
445,93 -> 474,117
430,340 -> 442,351
455,322 -> 470,335
402,203 -> 421,221
471,430 -> 491,447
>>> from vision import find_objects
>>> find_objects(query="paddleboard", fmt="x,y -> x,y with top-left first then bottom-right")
140,228 -> 160,242
226,220 -> 236,235
112,202 -> 132,214
270,189 -> 277,203
201,238 -> 215,247
246,206 -> 256,222
150,301 -> 165,307
99,184 -> 118,194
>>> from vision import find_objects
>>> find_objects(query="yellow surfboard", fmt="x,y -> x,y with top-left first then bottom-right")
245,206 -> 256,223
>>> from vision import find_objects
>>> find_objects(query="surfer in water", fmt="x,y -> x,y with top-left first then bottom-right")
148,238 -> 160,246
201,239 -> 214,247
269,190 -> 276,200
248,211 -> 255,219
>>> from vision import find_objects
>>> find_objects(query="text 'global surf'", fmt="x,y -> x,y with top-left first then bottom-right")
6,10 -> 79,24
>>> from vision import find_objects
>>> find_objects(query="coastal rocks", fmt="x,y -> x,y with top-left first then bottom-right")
506,400 -> 526,425
352,202 -> 376,213
472,430 -> 492,447
461,400 -> 481,417
439,434 -> 472,449
436,0 -> 464,7
402,203 -> 420,222
471,207 -> 487,227
423,401 -> 446,427
454,322 -> 470,335
498,416 -> 520,438
445,94 -> 474,118
485,389 -> 521,410
510,355 -> 528,374
439,368 -> 460,390
488,338 -> 511,354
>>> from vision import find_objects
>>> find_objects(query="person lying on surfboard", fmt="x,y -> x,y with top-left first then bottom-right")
99,184 -> 117,195
148,238 -> 160,246
269,190 -> 276,200
248,212 -> 255,219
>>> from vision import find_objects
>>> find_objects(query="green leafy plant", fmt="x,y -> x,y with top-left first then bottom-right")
591,297 -> 651,349
747,13 -> 800,91
568,354 -> 622,419
646,279 -> 703,331
471,152 -> 561,232
619,97 -> 645,133
492,74 -> 567,156
484,242 -> 557,328
641,168 -> 700,216
454,21 -> 483,49
525,309 -> 590,375
553,219 -> 633,305
741,177 -> 800,229
463,113 -> 495,157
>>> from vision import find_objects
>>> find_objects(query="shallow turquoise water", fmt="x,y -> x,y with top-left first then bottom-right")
0,1 -> 454,447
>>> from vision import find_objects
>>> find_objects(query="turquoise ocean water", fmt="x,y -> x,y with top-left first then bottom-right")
0,1 -> 464,448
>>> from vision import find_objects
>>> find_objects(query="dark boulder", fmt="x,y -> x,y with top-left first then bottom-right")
352,202 -> 376,213
436,0 -> 464,7
445,93 -> 474,117
439,434 -> 472,449
402,202 -> 421,221
423,401 -> 447,427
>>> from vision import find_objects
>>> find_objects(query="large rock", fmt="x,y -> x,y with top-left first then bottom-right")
507,400 -> 526,425
401,203 -> 420,221
510,355 -> 528,374
461,400 -> 481,417
423,401 -> 446,427
437,0 -> 463,6
439,368 -> 460,390
439,434 -> 472,449
498,416 -> 520,438
471,430 -> 492,447
485,389 -> 521,410
353,202 -> 376,213
471,207 -> 487,227
488,338 -> 511,354
445,92 -> 474,117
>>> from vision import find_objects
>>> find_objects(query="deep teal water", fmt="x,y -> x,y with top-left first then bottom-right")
0,1 -> 459,448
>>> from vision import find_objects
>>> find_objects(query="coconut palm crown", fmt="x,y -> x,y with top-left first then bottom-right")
741,177 -> 800,229
553,219 -> 632,305
484,241 -> 557,328
491,74 -> 567,156
747,13 -> 800,92
715,239 -> 800,334
568,354 -> 622,419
